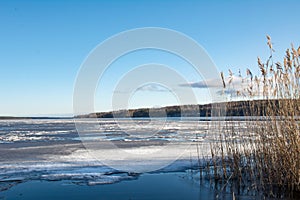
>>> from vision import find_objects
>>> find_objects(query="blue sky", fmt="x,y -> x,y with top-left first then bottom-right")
0,0 -> 299,116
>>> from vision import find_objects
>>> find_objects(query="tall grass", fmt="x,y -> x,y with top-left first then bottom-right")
204,36 -> 300,198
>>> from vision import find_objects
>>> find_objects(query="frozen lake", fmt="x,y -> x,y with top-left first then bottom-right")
0,118 -> 248,199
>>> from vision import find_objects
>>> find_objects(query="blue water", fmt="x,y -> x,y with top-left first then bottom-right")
0,173 -> 228,200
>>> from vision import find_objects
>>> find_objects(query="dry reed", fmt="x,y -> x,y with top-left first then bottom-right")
203,36 -> 300,199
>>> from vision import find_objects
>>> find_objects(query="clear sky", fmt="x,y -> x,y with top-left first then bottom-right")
0,0 -> 299,116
